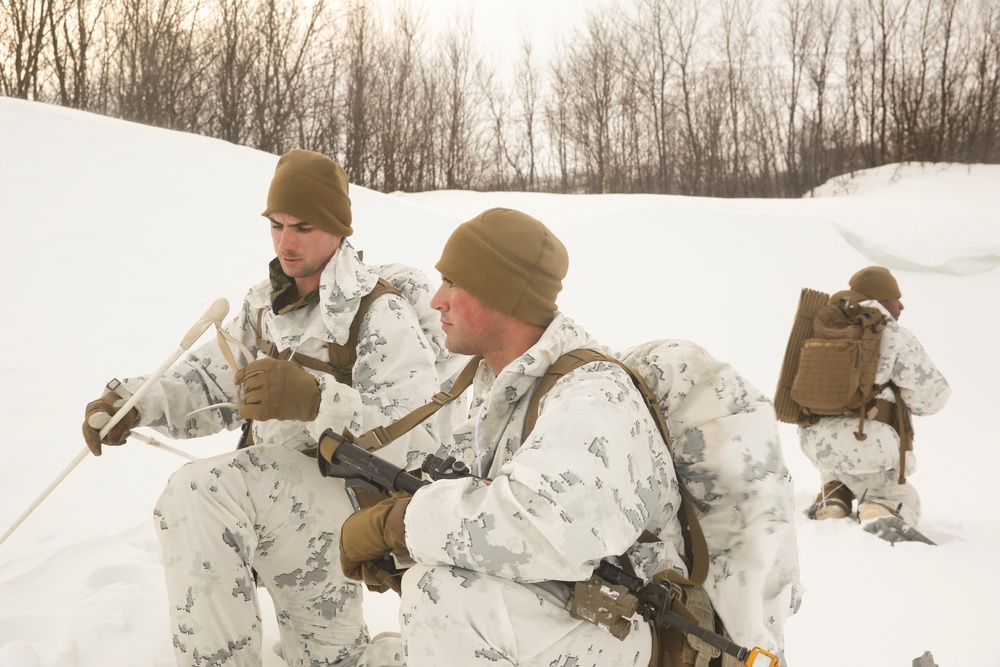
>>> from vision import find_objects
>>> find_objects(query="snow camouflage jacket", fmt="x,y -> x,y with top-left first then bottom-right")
798,300 -> 950,477
614,339 -> 803,656
403,315 -> 689,609
121,241 -> 449,468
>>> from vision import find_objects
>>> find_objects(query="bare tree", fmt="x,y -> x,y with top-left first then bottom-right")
47,0 -> 108,108
557,7 -> 627,193
1,0 -> 53,97
630,0 -> 679,193
201,0 -> 256,143
369,1 -> 436,191
545,51 -> 574,192
246,0 -> 324,153
801,0 -> 844,188
434,11 -> 488,189
340,0 -> 374,183
961,0 -> 1000,161
716,0 -> 760,195
512,36 -> 542,190
105,0 -> 210,130
665,0 -> 709,194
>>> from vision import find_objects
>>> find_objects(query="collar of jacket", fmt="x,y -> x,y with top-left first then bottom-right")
474,313 -> 602,409
268,257 -> 320,314
859,297 -> 895,322
251,240 -> 379,348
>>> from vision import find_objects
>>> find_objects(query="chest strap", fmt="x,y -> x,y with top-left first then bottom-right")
255,278 -> 401,385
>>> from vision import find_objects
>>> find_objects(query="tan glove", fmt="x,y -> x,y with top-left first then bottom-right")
235,357 -> 321,422
340,496 -> 411,593
82,390 -> 139,456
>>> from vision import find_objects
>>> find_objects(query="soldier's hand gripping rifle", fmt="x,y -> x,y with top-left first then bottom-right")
316,429 -> 779,667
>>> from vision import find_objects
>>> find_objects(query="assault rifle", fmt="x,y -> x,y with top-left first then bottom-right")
317,429 -> 779,667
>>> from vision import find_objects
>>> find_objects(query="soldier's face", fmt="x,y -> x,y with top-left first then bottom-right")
881,297 -> 904,320
431,278 -> 504,357
269,212 -> 341,292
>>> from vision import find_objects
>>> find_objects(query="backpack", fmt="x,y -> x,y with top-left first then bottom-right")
776,288 -> 887,438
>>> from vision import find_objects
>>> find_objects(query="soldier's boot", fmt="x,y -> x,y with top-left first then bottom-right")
858,501 -> 895,522
807,481 -> 855,520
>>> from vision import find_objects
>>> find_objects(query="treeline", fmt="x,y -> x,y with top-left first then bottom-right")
3,0 -> 999,196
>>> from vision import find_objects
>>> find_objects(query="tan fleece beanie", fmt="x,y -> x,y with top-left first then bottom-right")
261,149 -> 353,236
849,266 -> 901,301
436,208 -> 569,327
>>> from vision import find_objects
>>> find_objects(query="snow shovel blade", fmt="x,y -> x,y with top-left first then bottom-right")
862,515 -> 936,545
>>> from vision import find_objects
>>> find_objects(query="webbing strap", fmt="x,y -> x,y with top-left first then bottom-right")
350,355 -> 483,452
255,278 -> 401,384
889,384 -> 914,484
238,278 -> 403,453
521,349 -> 607,442
523,349 -> 709,586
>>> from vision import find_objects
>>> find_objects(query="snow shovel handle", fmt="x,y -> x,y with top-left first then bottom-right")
0,298 -> 229,550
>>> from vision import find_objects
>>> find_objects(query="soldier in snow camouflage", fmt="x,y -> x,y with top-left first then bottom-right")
83,150 -> 454,666
800,266 -> 950,527
338,208 -> 687,666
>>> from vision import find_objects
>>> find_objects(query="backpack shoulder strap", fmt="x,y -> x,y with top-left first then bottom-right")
520,349 -> 610,441
253,278 -> 403,384
325,278 -> 402,384
522,349 -> 709,585
350,354 -> 482,452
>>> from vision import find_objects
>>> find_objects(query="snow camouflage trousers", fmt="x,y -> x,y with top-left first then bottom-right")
154,443 -> 391,667
399,564 -> 653,667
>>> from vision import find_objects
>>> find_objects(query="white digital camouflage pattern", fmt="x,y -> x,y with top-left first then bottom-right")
155,443 -> 363,666
118,242 -> 456,666
798,299 -> 950,524
614,339 -> 803,661
401,314 -> 681,667
400,564 -> 653,667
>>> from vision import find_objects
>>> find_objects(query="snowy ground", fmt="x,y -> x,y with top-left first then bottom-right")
1,97 -> 998,667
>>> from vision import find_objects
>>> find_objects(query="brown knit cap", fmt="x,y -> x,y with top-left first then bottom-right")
436,208 -> 569,327
849,266 -> 901,300
261,149 -> 353,236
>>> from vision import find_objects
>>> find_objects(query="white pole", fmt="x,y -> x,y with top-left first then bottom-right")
0,298 -> 228,549
131,430 -> 198,462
